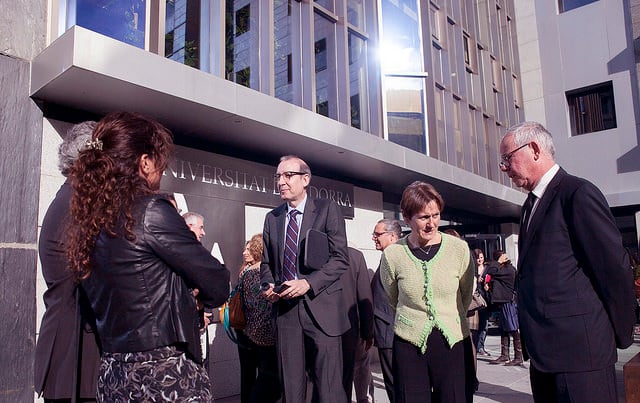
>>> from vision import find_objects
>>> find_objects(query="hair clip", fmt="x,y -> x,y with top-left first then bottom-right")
85,138 -> 103,151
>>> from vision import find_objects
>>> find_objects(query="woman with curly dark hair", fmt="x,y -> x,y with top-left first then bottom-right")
66,111 -> 230,402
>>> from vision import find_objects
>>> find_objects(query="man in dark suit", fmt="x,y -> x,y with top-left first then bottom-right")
500,121 -> 636,403
370,219 -> 402,403
35,121 -> 101,401
342,247 -> 374,403
261,155 -> 350,402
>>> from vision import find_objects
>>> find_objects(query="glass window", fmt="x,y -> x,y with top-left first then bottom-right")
347,0 -> 365,29
566,81 -> 617,136
314,12 -> 337,119
348,32 -> 369,131
380,0 -> 423,74
386,76 -> 426,154
225,1 -> 259,90
314,0 -> 334,13
558,0 -> 598,13
165,0 -> 201,69
274,0 -> 295,103
73,0 -> 146,49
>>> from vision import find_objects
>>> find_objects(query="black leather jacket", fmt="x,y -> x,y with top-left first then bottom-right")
82,195 -> 229,363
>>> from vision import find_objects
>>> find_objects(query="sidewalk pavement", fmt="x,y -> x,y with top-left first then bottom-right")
218,329 -> 640,402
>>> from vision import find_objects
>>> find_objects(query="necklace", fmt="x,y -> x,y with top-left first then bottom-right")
418,244 -> 434,256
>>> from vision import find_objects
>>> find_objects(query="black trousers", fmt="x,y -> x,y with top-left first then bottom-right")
393,330 -> 475,403
237,331 -> 281,403
529,363 -> 617,403
378,347 -> 395,403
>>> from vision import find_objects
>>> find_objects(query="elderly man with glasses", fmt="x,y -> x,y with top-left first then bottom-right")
499,121 -> 635,403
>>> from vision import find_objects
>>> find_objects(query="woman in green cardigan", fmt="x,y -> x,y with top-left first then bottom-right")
380,181 -> 475,403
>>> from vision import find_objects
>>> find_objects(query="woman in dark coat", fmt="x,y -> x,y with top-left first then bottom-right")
485,250 -> 523,366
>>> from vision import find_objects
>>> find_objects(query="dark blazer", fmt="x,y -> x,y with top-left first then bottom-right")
35,181 -> 101,399
517,167 -> 635,373
343,247 -> 374,342
371,268 -> 395,349
261,197 -> 350,336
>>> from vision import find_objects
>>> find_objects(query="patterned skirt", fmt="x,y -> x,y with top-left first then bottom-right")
97,345 -> 212,402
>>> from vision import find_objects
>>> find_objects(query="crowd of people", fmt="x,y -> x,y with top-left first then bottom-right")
34,113 -> 637,403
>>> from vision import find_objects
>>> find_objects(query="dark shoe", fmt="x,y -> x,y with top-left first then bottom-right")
474,378 -> 479,392
477,349 -> 491,357
489,355 -> 509,364
504,358 -> 524,366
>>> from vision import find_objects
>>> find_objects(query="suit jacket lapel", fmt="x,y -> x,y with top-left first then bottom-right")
298,197 -> 316,261
274,204 -> 287,280
518,168 -> 566,268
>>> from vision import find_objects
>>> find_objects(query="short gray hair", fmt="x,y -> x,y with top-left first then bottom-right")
58,121 -> 97,176
377,219 -> 403,238
504,121 -> 555,158
182,211 -> 204,226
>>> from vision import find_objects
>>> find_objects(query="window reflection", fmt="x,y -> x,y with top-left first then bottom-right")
74,0 -> 146,49
274,0 -> 296,103
348,32 -> 368,130
225,1 -> 259,89
379,0 -> 422,74
386,76 -> 426,153
165,0 -> 201,68
314,12 -> 337,119
347,0 -> 364,29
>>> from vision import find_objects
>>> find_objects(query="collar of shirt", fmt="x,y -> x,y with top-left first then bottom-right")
531,164 -> 559,200
287,195 -> 307,217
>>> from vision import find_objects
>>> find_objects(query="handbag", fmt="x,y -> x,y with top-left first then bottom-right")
228,281 -> 246,330
468,289 -> 487,311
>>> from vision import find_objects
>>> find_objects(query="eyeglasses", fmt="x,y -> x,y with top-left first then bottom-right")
499,142 -> 530,169
274,171 -> 307,181
372,231 -> 392,238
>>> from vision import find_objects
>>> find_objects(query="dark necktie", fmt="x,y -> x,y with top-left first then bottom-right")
520,192 -> 536,238
283,209 -> 300,281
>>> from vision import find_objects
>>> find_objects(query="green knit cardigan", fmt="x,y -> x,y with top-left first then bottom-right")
380,232 -> 474,353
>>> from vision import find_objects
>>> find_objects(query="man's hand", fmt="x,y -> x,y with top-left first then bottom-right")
262,283 -> 281,303
279,279 -> 311,299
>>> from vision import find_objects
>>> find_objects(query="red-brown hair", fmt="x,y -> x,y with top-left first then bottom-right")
66,112 -> 174,280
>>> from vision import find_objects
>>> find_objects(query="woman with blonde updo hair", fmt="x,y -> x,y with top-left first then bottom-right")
66,111 -> 229,402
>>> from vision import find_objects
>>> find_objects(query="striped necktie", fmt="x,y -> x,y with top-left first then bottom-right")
283,209 -> 300,281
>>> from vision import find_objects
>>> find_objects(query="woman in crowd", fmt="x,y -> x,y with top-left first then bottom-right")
236,234 -> 280,403
66,111 -> 230,402
380,181 -> 475,403
486,250 -> 522,366
473,248 -> 492,357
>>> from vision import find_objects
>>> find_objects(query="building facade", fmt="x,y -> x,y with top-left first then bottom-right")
0,0 -> 637,400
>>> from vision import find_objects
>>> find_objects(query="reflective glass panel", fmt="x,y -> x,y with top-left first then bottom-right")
347,0 -> 365,29
225,0 -> 259,89
314,0 -> 334,12
386,76 -> 426,153
274,0 -> 295,103
74,0 -> 146,49
314,12 -> 337,119
165,0 -> 201,69
379,0 -> 422,73
348,32 -> 368,130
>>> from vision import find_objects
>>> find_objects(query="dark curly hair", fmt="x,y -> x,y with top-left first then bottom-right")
66,112 -> 174,280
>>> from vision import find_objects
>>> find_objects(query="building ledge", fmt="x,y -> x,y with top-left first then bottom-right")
30,26 -> 524,219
